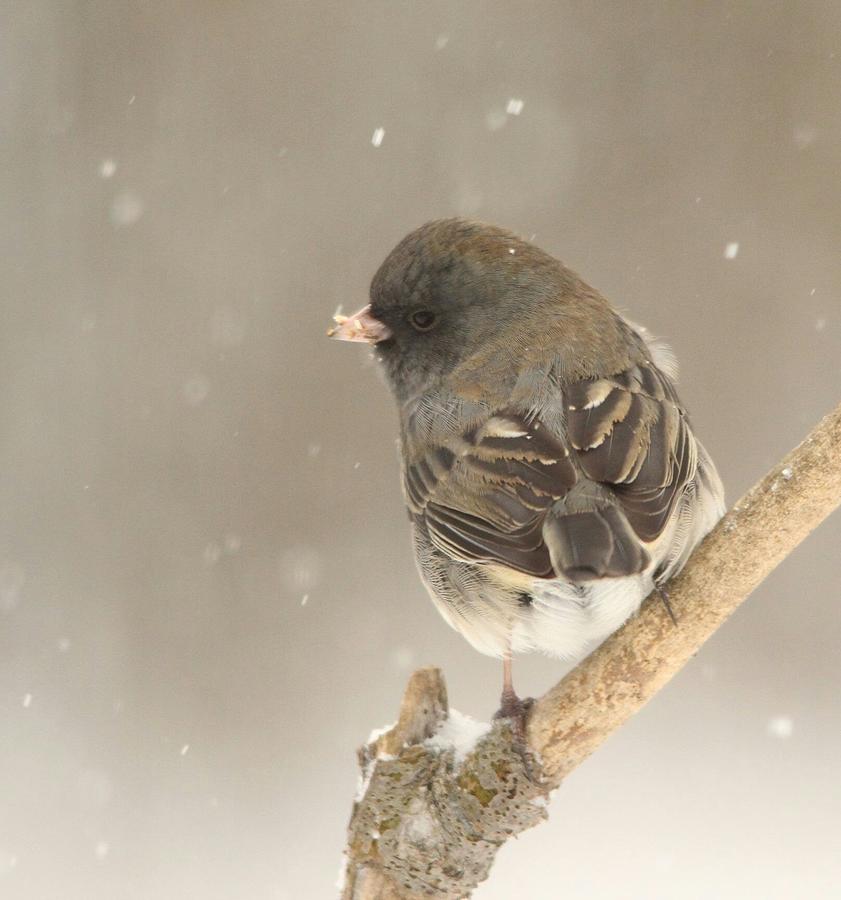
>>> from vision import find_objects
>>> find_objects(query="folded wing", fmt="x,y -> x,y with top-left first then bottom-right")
403,361 -> 697,583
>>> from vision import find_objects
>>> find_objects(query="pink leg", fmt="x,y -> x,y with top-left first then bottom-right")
495,647 -> 531,728
501,652 -> 517,707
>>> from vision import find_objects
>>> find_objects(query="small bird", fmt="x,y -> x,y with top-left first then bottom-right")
329,219 -> 724,722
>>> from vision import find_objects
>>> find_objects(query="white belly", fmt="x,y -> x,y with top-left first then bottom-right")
512,572 -> 653,659
420,559 -> 654,661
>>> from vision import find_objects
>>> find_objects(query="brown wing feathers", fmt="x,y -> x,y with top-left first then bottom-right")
405,362 -> 694,582
415,415 -> 575,577
566,363 -> 695,544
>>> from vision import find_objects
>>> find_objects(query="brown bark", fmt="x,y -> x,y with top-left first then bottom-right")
342,400 -> 841,899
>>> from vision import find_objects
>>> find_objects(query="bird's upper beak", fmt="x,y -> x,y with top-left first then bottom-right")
327,304 -> 392,344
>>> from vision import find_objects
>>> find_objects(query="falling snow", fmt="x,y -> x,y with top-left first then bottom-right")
279,546 -> 322,592
700,663 -> 717,681
766,716 -> 794,739
203,543 -> 221,565
0,562 -> 25,612
454,185 -> 484,215
110,190 -> 144,226
224,533 -> 241,554
210,307 -> 247,347
183,375 -> 210,406
371,127 -> 385,147
724,242 -> 740,259
485,108 -> 508,131
22,693 -> 32,708
389,645 -> 416,670
487,98 -> 526,130
793,124 -> 817,148
99,158 -> 117,179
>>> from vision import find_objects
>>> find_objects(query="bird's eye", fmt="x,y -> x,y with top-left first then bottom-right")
409,309 -> 437,332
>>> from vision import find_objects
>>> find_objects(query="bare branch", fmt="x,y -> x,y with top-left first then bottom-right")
342,400 -> 841,898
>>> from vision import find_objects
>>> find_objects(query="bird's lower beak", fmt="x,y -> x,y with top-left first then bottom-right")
327,304 -> 392,344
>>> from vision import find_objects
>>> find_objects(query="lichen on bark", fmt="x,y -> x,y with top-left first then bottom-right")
343,669 -> 550,899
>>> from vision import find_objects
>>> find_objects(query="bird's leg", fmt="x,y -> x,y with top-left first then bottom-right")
494,650 -> 533,741
499,653 -> 520,716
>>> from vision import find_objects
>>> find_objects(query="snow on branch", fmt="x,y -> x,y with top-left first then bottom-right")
341,400 -> 841,899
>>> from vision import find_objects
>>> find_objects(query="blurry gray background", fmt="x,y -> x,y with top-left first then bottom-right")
2,2 -> 840,898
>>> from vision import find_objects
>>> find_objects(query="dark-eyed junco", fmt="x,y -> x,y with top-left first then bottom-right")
330,219 -> 724,719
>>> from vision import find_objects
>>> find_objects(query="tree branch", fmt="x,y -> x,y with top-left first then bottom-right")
341,400 -> 841,899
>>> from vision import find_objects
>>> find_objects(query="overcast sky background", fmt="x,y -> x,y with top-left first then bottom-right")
2,2 -> 841,898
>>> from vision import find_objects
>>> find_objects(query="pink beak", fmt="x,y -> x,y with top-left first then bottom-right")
327,304 -> 392,344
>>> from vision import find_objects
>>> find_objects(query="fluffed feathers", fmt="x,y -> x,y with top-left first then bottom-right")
331,218 -> 725,659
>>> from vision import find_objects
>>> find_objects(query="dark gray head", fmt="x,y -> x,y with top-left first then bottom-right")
329,218 -> 626,403
369,219 -> 570,399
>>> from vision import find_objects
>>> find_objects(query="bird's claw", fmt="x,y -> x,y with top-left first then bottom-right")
494,692 -> 534,744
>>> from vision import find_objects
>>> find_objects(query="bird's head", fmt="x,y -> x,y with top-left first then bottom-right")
329,218 -> 622,402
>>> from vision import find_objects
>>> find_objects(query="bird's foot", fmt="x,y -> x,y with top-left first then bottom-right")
493,690 -> 534,744
494,691 -> 537,779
